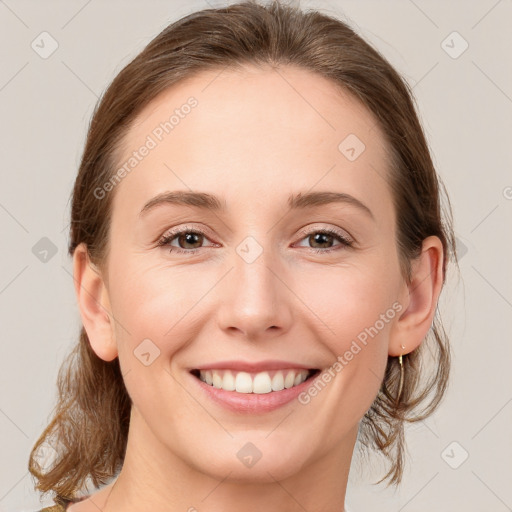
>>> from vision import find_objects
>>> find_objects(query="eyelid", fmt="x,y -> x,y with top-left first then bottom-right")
157,222 -> 356,256
158,223 -> 354,245
157,223 -> 216,243
295,223 -> 354,244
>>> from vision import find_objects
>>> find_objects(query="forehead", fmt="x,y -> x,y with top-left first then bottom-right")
111,64 -> 393,222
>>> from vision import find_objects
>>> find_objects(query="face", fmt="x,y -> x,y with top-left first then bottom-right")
100,65 -> 406,482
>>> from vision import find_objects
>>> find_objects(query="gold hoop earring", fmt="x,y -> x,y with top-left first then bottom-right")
397,344 -> 406,403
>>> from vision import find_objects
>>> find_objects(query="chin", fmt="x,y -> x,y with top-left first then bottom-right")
186,435 -> 314,484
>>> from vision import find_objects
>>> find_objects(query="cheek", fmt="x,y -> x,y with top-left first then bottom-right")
297,264 -> 398,340
111,254 -> 202,322
300,266 -> 397,405
107,265 -> 196,412
301,272 -> 397,428
107,257 -> 206,367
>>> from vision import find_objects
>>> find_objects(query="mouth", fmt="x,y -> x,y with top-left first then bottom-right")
190,368 -> 321,394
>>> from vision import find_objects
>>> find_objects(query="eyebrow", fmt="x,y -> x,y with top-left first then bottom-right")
139,190 -> 374,220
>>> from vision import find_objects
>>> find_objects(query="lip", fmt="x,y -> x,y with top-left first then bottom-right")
192,360 -> 314,373
189,368 -> 321,413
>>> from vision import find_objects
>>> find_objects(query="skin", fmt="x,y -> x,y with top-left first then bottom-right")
71,64 -> 444,512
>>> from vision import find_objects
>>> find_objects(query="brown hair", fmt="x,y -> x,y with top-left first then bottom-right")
28,0 -> 457,505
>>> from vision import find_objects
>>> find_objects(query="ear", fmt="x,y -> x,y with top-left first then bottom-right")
389,236 -> 444,357
72,243 -> 118,362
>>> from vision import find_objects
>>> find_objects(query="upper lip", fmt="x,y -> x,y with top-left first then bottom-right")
192,360 -> 317,372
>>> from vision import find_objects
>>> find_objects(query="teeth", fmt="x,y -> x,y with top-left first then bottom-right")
235,371 -> 253,393
212,371 -> 223,389
222,370 -> 236,391
271,371 -> 284,391
294,372 -> 303,386
253,372 -> 272,394
198,369 -> 310,394
284,371 -> 295,389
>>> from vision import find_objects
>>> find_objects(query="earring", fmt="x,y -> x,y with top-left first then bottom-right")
397,344 -> 406,403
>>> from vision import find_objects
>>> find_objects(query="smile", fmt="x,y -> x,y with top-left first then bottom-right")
191,368 -> 320,394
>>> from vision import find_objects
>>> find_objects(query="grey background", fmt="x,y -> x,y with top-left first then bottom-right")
1,0 -> 511,511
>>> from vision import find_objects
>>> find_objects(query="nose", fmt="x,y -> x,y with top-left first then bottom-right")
216,240 -> 293,341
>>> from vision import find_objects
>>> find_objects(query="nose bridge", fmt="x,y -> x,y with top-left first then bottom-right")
235,233 -> 280,311
217,232 -> 291,336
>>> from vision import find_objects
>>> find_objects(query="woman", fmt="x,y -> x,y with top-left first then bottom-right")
28,1 -> 456,510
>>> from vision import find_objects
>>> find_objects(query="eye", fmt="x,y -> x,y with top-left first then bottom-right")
157,225 -> 216,255
156,225 -> 354,256
294,227 -> 354,254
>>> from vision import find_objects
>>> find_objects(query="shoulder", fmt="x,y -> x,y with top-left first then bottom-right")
34,498 -> 81,512
36,506 -> 67,512
34,494 -> 91,512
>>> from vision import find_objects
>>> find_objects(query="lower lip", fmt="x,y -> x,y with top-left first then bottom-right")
190,371 -> 320,413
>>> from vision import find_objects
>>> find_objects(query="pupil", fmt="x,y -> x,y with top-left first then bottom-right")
312,233 -> 331,248
181,233 -> 201,248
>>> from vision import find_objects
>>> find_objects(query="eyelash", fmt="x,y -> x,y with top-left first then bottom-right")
156,225 -> 354,255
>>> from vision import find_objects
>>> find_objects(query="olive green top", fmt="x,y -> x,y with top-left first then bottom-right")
38,496 -> 87,512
